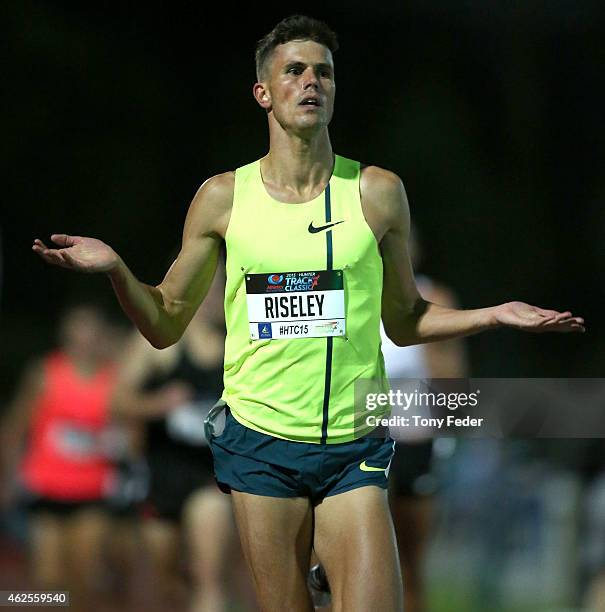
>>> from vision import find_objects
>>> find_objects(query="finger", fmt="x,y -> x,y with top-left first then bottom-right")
32,243 -> 57,261
551,311 -> 573,324
51,234 -> 80,247
32,238 -> 50,251
45,250 -> 70,267
534,310 -> 573,326
527,308 -> 557,321
32,241 -> 56,257
539,309 -> 565,319
35,245 -> 72,268
557,319 -> 582,327
554,310 -> 572,319
555,321 -> 586,333
36,250 -> 63,266
32,239 -> 63,260
554,316 -> 583,327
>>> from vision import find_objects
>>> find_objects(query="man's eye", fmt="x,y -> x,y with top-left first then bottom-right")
288,67 -> 302,74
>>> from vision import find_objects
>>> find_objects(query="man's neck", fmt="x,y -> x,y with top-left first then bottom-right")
262,128 -> 334,201
64,349 -> 101,377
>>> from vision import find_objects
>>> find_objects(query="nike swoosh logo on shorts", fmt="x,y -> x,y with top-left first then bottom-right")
359,460 -> 387,472
308,221 -> 345,234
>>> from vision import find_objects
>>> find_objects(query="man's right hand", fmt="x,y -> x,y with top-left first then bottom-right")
32,234 -> 120,273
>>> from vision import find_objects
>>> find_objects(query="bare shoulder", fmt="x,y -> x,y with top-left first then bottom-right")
359,165 -> 410,242
196,171 -> 235,202
185,171 -> 235,239
23,354 -> 51,381
360,165 -> 404,192
8,357 -> 46,407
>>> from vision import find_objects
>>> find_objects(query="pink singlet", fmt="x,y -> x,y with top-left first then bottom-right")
20,351 -> 116,500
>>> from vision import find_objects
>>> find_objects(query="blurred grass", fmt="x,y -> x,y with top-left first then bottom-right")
428,582 -> 571,612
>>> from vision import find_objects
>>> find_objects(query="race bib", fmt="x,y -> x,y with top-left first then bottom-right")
49,422 -> 102,461
246,270 -> 345,340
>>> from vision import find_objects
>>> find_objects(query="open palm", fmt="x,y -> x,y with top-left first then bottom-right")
32,234 -> 119,274
495,301 -> 585,333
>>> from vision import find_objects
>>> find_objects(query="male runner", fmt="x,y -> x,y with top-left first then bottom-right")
33,15 -> 584,612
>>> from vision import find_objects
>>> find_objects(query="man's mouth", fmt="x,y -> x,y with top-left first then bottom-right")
299,97 -> 321,107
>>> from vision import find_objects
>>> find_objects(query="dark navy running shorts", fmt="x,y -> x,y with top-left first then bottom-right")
207,404 -> 396,502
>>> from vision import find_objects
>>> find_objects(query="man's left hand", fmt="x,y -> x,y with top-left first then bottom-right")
493,301 -> 585,333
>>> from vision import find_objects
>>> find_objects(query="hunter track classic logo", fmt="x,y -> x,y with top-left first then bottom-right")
267,274 -> 284,284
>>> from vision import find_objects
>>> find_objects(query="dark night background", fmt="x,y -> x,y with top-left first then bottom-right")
2,2 -> 604,402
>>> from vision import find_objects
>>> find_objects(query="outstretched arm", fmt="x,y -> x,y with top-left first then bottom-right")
361,167 -> 585,347
33,173 -> 233,348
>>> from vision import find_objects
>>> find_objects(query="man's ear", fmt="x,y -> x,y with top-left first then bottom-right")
253,82 -> 271,110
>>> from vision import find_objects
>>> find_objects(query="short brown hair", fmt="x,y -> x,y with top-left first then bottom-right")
255,15 -> 339,81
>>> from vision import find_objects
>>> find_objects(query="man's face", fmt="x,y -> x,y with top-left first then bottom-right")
258,39 -> 335,134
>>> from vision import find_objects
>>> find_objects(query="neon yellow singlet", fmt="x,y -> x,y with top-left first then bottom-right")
221,154 -> 387,443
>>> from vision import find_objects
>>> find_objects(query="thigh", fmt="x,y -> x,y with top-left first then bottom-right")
62,506 -> 110,612
231,491 -> 314,612
314,486 -> 403,612
141,517 -> 188,606
182,485 -> 235,577
64,506 -> 109,580
142,517 -> 180,573
28,512 -> 65,588
391,495 -> 433,561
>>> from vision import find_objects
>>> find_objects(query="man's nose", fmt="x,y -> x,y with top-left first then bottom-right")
302,68 -> 320,89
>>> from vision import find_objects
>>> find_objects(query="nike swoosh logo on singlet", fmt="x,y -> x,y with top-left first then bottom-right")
308,221 -> 345,233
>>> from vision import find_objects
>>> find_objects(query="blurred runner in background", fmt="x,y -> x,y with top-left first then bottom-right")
98,321 -> 149,609
0,304 -> 117,612
111,262 -> 239,612
381,228 -> 468,612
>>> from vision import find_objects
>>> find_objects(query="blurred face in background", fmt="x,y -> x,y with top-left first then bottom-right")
58,305 -> 107,360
